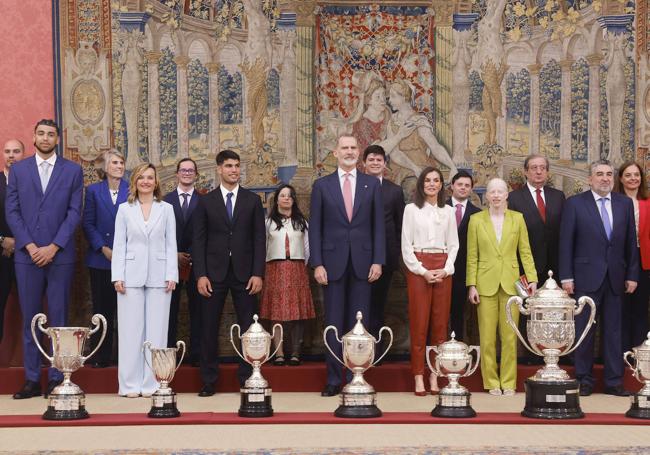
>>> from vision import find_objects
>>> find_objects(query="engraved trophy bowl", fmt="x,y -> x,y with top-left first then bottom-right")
505,271 -> 596,419
31,313 -> 107,420
230,314 -> 282,417
143,340 -> 185,419
426,332 -> 480,418
323,311 -> 393,418
623,332 -> 650,419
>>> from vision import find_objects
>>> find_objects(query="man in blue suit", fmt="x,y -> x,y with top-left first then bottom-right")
164,158 -> 201,365
310,135 -> 385,396
5,119 -> 84,399
559,160 -> 638,397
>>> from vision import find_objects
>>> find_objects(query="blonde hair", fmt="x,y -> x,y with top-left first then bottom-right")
390,79 -> 413,103
127,163 -> 162,203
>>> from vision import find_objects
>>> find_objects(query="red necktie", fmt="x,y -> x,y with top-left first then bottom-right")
455,204 -> 463,227
536,188 -> 546,223
343,173 -> 353,221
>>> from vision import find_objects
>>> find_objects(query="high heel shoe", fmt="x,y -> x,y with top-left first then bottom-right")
414,390 -> 427,397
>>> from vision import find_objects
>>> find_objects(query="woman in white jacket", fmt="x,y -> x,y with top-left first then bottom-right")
112,163 -> 178,397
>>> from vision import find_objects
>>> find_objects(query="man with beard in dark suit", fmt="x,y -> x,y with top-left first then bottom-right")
508,154 -> 565,364
446,170 -> 480,341
362,145 -> 405,349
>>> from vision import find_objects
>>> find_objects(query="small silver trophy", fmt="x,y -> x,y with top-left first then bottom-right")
623,332 -> 650,419
31,313 -> 107,420
143,340 -> 185,418
427,333 -> 480,418
323,311 -> 393,418
230,314 -> 282,417
506,271 -> 596,419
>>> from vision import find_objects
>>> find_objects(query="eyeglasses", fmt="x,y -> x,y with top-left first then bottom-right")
178,169 -> 196,175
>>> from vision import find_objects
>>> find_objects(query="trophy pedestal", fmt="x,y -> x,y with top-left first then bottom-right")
625,394 -> 650,419
148,391 -> 181,418
239,387 -> 273,417
43,393 -> 89,420
334,391 -> 382,418
522,378 -> 584,419
431,389 -> 476,418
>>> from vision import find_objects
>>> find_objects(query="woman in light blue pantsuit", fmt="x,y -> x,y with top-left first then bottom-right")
112,163 -> 178,397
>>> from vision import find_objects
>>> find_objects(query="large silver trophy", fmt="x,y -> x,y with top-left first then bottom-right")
31,313 -> 107,420
426,333 -> 480,418
623,332 -> 650,419
506,271 -> 596,419
230,314 -> 282,417
323,311 -> 393,418
143,340 -> 185,418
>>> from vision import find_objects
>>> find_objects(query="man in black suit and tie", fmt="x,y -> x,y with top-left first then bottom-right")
164,158 -> 201,365
446,170 -> 480,341
362,145 -> 405,345
0,139 -> 24,343
193,150 -> 266,396
508,155 -> 565,364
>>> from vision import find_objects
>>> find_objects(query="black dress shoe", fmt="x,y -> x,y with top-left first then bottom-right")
321,384 -> 342,397
198,384 -> 216,397
45,379 -> 63,398
604,385 -> 631,397
579,383 -> 593,396
13,381 -> 42,399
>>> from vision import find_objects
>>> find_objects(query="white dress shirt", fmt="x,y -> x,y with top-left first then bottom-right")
35,153 -> 57,190
337,168 -> 356,206
527,182 -> 545,206
401,202 -> 459,276
591,190 -> 613,224
176,186 -> 195,206
220,184 -> 239,211
450,197 -> 467,219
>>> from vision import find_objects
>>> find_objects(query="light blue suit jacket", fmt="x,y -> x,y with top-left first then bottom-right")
111,200 -> 178,287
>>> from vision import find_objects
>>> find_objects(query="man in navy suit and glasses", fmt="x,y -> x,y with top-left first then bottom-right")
559,159 -> 638,397
6,119 -> 84,399
310,135 -> 385,396
164,158 -> 202,365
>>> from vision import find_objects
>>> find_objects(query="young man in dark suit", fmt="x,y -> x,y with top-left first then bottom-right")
446,170 -> 480,341
193,150 -> 266,396
164,158 -> 201,365
362,145 -> 405,346
508,155 -> 565,364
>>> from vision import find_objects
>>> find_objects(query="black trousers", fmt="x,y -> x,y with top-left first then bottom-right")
199,261 -> 256,386
88,267 -> 117,364
167,271 -> 201,362
0,255 -> 15,343
449,274 -> 467,341
622,256 -> 650,352
369,268 -> 394,340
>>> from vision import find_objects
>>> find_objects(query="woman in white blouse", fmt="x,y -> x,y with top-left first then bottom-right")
402,167 -> 459,395
259,184 -> 315,366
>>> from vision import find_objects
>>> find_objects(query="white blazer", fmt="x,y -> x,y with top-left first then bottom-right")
111,200 -> 178,287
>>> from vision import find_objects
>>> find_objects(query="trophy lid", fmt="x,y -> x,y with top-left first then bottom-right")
436,332 -> 468,355
344,312 -> 372,338
241,315 -> 269,337
524,271 -> 575,306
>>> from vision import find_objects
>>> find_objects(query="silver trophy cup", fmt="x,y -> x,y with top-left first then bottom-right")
143,340 -> 185,418
323,311 -> 393,418
231,314 -> 282,417
427,332 -> 480,418
31,312 -> 107,420
506,271 -> 596,419
623,332 -> 650,419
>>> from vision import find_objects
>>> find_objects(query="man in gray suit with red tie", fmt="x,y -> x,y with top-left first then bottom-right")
310,135 -> 385,396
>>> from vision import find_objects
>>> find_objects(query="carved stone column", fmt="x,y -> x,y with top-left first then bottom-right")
206,62 -> 221,157
278,29 -> 298,167
528,63 -> 541,154
558,59 -> 574,162
586,53 -> 603,162
295,0 -> 316,167
174,55 -> 190,159
433,1 -> 454,151
146,51 -> 162,166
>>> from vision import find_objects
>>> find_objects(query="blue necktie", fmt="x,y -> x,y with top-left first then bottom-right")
181,193 -> 189,220
226,192 -> 234,221
599,197 -> 612,241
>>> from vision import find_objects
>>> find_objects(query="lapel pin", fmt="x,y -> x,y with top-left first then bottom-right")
364,185 -> 368,188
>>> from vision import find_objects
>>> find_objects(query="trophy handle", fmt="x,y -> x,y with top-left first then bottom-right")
30,313 -> 53,363
323,325 -> 345,367
229,324 -> 245,362
143,340 -> 154,372
268,323 -> 284,360
505,296 -> 539,356
81,314 -> 108,364
465,346 -> 481,377
174,340 -> 186,372
372,326 -> 393,366
564,295 -> 596,356
623,351 -> 640,381
425,346 -> 438,374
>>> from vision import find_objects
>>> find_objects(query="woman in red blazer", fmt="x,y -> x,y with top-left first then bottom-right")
616,161 -> 650,350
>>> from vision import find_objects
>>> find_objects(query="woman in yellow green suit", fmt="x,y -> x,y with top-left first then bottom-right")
466,178 -> 537,396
